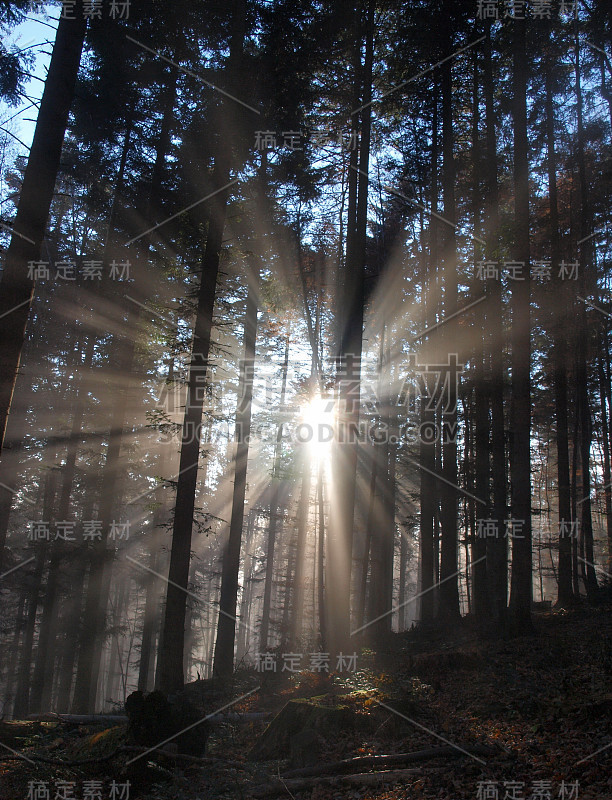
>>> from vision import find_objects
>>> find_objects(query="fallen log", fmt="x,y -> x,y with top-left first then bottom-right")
0,745 -> 250,770
0,747 -> 125,766
27,712 -> 270,725
28,714 -> 127,724
280,743 -> 497,779
210,712 -> 271,723
247,768 -> 422,798
0,720 -> 45,745
119,745 -> 249,769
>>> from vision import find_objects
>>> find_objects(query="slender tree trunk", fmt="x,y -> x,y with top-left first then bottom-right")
368,331 -> 396,640
364,333 -> 385,635
106,576 -> 129,705
158,0 -> 247,693
137,537 -> 162,692
438,28 -> 460,623
398,529 -> 408,631
471,45 -> 488,622
484,21 -> 508,632
137,431 -> 173,694
236,510 -> 256,662
358,456 -> 377,631
382,353 -> 398,631
0,326 -> 43,576
259,332 -> 290,653
317,464 -> 327,651
545,44 -> 573,607
328,0 -> 373,654
508,16 -> 533,631
574,26 -> 598,601
55,495 -> 95,711
419,85 -> 438,625
213,274 -> 258,676
571,409 -> 581,597
3,583 -> 26,715
290,445 -> 312,648
597,349 -> 612,575
13,451 -> 58,718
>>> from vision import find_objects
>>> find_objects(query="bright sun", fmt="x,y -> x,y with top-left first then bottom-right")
299,395 -> 335,458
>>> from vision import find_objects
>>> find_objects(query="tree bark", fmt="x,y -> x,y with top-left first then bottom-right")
259,331 -> 290,653
0,4 -> 86,453
419,83 -> 438,626
328,0 -> 373,654
154,6 -> 249,688
484,21 -> 507,631
471,44 -> 489,622
438,21 -> 460,623
213,272 -> 258,676
508,16 -> 533,632
574,25 -> 598,602
544,40 -> 573,607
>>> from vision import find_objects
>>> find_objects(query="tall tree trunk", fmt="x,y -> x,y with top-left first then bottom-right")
382,348 -> 398,632
358,456 -> 377,631
236,510 -> 256,662
398,528 -> 408,631
328,0 -> 373,654
153,7 -> 250,688
574,26 -> 598,602
419,84 -> 438,625
508,16 -> 533,632
471,45 -> 488,622
259,331 -> 290,653
368,330 -> 396,640
0,4 -> 86,453
438,25 -> 460,623
363,332 -> 385,635
545,42 -> 573,607
484,21 -> 507,631
213,272 -> 258,676
571,409 -> 580,597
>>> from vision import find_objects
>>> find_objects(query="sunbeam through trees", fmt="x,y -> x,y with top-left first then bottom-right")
1,1 -> 612,798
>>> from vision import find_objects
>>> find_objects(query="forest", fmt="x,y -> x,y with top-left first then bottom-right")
0,0 -> 611,798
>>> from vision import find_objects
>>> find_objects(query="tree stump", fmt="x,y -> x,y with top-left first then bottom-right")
125,689 -> 209,757
247,698 -> 354,761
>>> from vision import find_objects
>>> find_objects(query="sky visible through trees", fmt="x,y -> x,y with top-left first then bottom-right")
0,0 -> 612,795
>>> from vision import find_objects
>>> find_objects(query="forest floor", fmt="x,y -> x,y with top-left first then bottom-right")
1,605 -> 611,800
